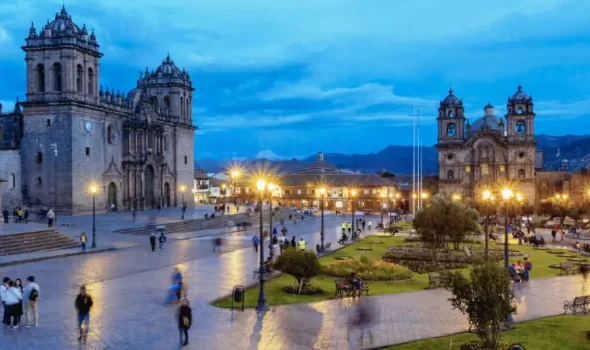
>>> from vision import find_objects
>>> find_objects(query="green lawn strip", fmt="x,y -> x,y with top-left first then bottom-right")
213,236 -> 586,309
384,315 -> 590,350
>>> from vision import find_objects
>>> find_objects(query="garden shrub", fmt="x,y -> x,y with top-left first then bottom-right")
322,258 -> 413,281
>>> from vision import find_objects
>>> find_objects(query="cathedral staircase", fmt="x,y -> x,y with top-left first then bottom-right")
114,206 -> 298,236
0,229 -> 80,256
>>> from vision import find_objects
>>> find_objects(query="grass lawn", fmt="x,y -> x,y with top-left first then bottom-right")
213,235 -> 587,308
385,315 -> 590,350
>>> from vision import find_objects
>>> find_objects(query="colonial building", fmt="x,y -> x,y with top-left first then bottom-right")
436,86 -> 538,203
231,153 -> 399,212
0,6 -> 195,214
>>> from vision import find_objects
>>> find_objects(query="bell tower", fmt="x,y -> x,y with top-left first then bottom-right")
437,89 -> 466,144
505,84 -> 534,142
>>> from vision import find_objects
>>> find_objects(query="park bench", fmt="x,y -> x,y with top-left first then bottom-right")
559,261 -> 577,275
324,242 -> 332,253
464,247 -> 472,258
428,272 -> 441,288
357,279 -> 370,296
334,279 -> 350,297
563,295 -> 589,315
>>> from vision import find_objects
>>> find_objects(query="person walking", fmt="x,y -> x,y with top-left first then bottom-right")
177,298 -> 192,346
149,233 -> 156,252
362,220 -> 366,231
291,236 -> 296,248
252,235 -> 260,252
23,209 -> 29,224
23,276 -> 39,327
278,234 -> 285,253
368,221 -> 372,231
1,277 -> 9,327
80,232 -> 87,251
14,278 -> 24,326
159,232 -> 167,250
47,209 -> 55,228
2,208 -> 8,224
298,238 -> 306,251
4,281 -> 22,329
75,285 -> 93,342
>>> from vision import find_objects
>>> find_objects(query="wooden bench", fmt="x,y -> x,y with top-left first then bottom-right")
428,272 -> 441,288
563,295 -> 589,314
559,261 -> 577,275
334,279 -> 349,297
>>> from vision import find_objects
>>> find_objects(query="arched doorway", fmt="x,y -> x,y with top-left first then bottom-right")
164,182 -> 171,208
108,182 -> 117,209
145,165 -> 155,209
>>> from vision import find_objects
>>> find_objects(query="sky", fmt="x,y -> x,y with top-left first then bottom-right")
1,0 -> 590,160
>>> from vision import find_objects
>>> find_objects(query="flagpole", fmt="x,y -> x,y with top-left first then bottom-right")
412,106 -> 416,215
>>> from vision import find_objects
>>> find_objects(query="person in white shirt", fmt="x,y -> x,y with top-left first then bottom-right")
1,277 -> 9,327
23,276 -> 40,327
4,280 -> 22,328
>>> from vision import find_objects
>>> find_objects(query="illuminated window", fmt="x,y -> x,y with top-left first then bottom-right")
481,163 -> 489,175
518,169 -> 525,178
465,165 -> 471,173
335,201 -> 343,208
447,170 -> 454,179
500,165 -> 505,172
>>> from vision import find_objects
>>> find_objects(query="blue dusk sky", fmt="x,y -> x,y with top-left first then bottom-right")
1,0 -> 590,160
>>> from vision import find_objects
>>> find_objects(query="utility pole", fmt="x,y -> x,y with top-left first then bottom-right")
51,143 -> 58,215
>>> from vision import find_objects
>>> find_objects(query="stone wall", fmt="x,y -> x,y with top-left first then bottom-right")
0,149 -> 22,209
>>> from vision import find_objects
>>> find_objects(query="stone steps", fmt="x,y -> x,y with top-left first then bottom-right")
115,207 -> 297,236
0,229 -> 80,256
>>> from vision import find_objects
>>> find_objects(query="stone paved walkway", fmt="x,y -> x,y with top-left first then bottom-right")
0,215 -> 588,349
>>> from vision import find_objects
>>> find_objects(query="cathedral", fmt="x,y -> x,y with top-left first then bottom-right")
436,85 -> 539,203
0,6 -> 195,214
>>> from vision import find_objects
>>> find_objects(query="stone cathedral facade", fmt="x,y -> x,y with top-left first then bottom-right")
0,6 -> 195,214
436,86 -> 537,203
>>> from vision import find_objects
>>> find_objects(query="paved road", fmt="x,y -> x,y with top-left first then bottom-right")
1,214 -> 586,349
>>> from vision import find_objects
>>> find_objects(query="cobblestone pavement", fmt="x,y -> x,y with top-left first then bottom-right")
0,215 -> 588,349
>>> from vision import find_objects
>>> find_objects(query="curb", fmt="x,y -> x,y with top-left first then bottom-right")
0,247 -> 118,268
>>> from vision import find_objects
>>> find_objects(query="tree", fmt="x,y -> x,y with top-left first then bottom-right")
540,197 -> 573,226
447,263 -> 516,350
273,249 -> 321,294
413,193 -> 479,258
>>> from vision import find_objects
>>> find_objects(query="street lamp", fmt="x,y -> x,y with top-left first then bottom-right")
379,191 -> 386,226
256,178 -> 268,312
318,187 -> 327,251
482,189 -> 492,260
501,187 -> 514,269
179,185 -> 187,219
452,193 -> 462,202
89,184 -> 98,249
350,189 -> 357,240
230,168 -> 242,208
268,183 -> 276,242
515,192 -> 523,228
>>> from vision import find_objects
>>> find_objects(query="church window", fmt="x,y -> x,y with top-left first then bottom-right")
85,147 -> 90,156
518,169 -> 525,178
163,135 -> 168,151
517,107 -> 523,114
500,165 -> 505,172
515,120 -> 526,134
10,173 -> 15,189
519,152 -> 525,159
164,96 -> 171,109
448,111 -> 454,118
465,165 -> 471,173
36,64 -> 45,92
36,152 -> 43,164
46,119 -> 51,127
184,155 -> 187,165
541,180 -> 547,188
508,107 -> 512,113
447,170 -> 454,180
481,163 -> 489,175
180,97 -> 184,118
447,153 -> 453,160
37,177 -> 42,186
107,125 -> 113,144
88,68 -> 95,95
76,65 -> 83,93
52,63 -> 62,92
446,123 -> 456,137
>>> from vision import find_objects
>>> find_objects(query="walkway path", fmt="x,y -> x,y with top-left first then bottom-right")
0,216 -> 587,349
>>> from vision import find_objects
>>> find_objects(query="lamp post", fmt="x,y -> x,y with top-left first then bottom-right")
256,178 -> 268,312
482,190 -> 492,261
318,187 -> 327,251
221,183 -> 227,210
515,192 -> 523,229
501,188 -> 514,269
230,168 -> 242,209
350,189 -> 357,240
268,183 -> 276,241
179,185 -> 186,219
89,185 -> 98,249
379,191 -> 385,226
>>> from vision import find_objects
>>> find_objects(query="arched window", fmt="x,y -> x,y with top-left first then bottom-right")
518,169 -> 525,178
88,68 -> 94,95
515,120 -> 526,134
76,64 -> 83,92
164,96 -> 171,109
107,125 -> 113,144
37,177 -> 42,186
180,97 -> 184,118
448,110 -> 454,118
446,123 -> 456,137
10,173 -> 15,189
46,119 -> 51,127
52,63 -> 62,91
517,107 -> 523,114
36,151 -> 43,164
447,170 -> 454,180
36,64 -> 45,92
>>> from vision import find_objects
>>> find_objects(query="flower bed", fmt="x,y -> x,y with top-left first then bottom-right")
322,257 -> 413,281
384,258 -> 468,273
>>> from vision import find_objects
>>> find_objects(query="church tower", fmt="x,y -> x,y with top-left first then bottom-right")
437,89 -> 466,144
505,84 -> 535,142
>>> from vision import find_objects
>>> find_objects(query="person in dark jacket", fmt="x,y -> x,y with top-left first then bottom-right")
149,233 -> 156,252
178,298 -> 192,346
23,210 -> 29,224
75,285 -> 93,342
159,232 -> 167,250
2,209 -> 8,224
290,236 -> 296,248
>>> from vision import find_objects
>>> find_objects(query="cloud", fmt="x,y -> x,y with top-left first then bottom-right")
535,99 -> 590,120
255,149 -> 295,160
0,27 -> 8,42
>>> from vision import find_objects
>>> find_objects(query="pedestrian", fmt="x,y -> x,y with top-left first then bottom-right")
560,229 -> 565,241
177,298 -> 192,346
2,208 -> 8,224
252,235 -> 260,252
14,278 -> 24,326
551,229 -> 556,241
23,276 -> 39,327
341,222 -> 346,235
1,277 -> 10,327
368,221 -> 372,230
213,237 -> 222,253
47,209 -> 55,228
23,209 -> 29,224
291,236 -> 296,248
273,227 -> 277,236
362,220 -> 366,231
523,257 -> 533,281
75,285 -> 93,342
278,234 -> 285,253
298,238 -> 306,251
80,232 -> 87,251
159,232 -> 167,250
149,233 -> 156,251
4,281 -> 21,329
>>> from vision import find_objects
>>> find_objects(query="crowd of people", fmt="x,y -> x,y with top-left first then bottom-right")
0,276 -> 40,329
508,257 -> 533,282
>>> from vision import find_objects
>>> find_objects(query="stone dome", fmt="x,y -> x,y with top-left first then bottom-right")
509,84 -> 532,102
467,115 -> 503,137
155,55 -> 182,76
44,6 -> 81,36
440,89 -> 462,107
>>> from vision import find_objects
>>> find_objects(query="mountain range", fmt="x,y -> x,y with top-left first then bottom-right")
195,134 -> 590,175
